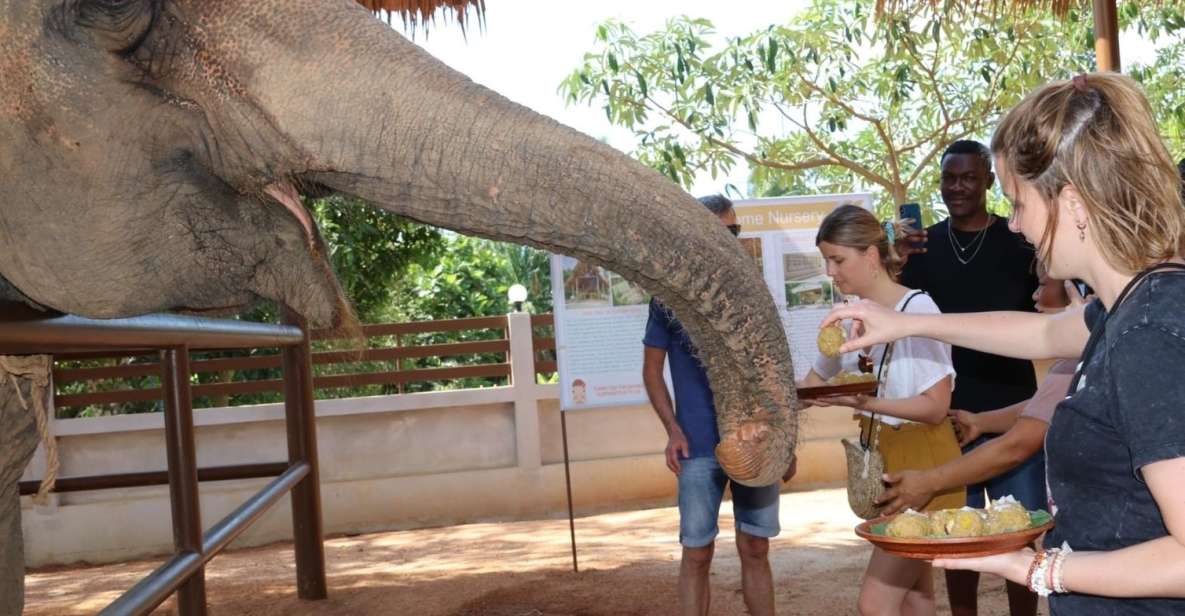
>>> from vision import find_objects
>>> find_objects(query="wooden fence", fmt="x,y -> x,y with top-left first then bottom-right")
53,313 -> 557,417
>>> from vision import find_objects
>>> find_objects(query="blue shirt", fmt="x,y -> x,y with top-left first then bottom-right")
642,299 -> 719,459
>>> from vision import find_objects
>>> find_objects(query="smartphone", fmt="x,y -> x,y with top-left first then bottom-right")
898,202 -> 923,231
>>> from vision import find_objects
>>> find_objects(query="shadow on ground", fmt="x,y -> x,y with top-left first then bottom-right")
25,488 -> 1018,615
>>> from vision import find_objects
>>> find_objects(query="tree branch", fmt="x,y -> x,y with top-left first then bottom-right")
903,32 -> 1024,188
898,114 -> 974,157
774,103 -> 895,191
641,95 -> 836,174
788,66 -> 902,189
901,32 -> 952,129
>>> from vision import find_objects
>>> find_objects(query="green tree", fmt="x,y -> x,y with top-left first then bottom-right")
561,0 -> 1185,220
397,234 -> 552,320
311,194 -> 445,321
1125,3 -> 1185,157
393,233 -> 553,391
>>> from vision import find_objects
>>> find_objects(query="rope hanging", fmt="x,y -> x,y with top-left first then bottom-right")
0,356 -> 57,505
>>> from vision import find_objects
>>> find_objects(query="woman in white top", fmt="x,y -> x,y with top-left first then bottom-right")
798,204 -> 962,616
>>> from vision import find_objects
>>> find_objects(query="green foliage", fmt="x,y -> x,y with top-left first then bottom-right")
396,233 -> 551,321
391,233 -> 554,392
310,194 -> 444,322
56,199 -> 558,417
562,0 -> 1185,222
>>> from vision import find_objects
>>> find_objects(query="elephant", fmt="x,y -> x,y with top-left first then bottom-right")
0,0 -> 798,611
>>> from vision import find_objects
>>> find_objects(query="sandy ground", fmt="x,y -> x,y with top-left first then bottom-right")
24,488 -> 1030,615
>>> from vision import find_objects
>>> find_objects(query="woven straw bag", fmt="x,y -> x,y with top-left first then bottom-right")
842,421 -> 886,520
840,291 -> 921,520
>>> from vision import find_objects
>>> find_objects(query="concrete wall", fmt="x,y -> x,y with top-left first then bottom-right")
18,313 -> 856,567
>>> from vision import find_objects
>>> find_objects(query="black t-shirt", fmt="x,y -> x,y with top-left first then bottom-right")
1045,273 -> 1185,615
901,217 -> 1040,411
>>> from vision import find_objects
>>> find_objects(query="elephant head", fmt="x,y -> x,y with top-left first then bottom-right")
0,0 -> 796,486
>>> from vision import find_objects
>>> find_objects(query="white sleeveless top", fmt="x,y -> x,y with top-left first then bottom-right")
812,292 -> 956,426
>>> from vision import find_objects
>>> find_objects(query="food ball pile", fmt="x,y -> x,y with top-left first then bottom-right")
883,496 -> 1035,539
826,371 -> 877,385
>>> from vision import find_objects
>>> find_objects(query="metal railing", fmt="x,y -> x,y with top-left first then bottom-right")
1,302 -> 326,616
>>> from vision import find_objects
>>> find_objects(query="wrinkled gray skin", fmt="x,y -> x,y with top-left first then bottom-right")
0,0 -> 798,611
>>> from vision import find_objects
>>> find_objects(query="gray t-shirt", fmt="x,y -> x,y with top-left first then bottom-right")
1045,274 -> 1185,615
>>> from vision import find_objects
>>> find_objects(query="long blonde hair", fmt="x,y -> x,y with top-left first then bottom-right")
991,73 -> 1184,273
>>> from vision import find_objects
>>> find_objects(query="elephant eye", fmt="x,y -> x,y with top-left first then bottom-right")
76,0 -> 157,55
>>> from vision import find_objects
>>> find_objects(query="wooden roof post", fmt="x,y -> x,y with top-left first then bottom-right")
1093,0 -> 1120,71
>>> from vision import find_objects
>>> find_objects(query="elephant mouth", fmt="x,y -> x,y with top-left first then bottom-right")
264,181 -> 317,251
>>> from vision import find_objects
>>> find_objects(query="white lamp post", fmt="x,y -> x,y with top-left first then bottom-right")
507,284 -> 528,313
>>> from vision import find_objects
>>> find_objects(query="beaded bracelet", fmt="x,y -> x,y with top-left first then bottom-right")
1028,548 -> 1071,597
1044,548 -> 1061,595
1051,549 -> 1069,594
1035,558 -> 1052,597
1025,550 -> 1049,596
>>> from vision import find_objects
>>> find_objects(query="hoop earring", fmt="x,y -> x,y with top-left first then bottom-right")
1076,221 -> 1087,242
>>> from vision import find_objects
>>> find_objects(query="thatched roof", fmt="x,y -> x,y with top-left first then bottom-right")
356,0 -> 486,31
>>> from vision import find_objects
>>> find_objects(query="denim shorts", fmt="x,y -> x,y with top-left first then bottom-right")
963,435 -> 1047,511
677,456 -> 781,548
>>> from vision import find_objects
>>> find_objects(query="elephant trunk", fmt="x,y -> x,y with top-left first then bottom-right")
253,6 -> 797,485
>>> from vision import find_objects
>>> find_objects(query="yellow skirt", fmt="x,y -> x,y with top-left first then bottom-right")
858,416 -> 966,512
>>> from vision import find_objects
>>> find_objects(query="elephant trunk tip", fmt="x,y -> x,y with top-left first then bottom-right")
715,419 -> 786,487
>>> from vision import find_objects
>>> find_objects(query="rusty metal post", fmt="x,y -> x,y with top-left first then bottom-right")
1093,0 -> 1120,72
161,347 -> 207,616
560,410 -> 579,573
280,309 -> 328,600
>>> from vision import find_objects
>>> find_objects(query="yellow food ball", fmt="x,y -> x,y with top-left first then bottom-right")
927,509 -> 956,537
886,511 -> 930,538
946,509 -> 986,537
817,325 -> 846,358
986,507 -> 1031,534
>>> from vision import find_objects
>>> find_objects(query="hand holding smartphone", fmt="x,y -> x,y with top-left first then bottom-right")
896,202 -> 927,256
898,202 -> 923,231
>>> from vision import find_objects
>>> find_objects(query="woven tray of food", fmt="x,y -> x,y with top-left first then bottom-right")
855,497 -> 1053,559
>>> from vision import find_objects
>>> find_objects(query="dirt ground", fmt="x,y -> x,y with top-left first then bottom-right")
24,488 -> 1029,615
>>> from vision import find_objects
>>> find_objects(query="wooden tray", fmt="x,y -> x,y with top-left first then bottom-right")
855,511 -> 1054,560
796,381 -> 878,398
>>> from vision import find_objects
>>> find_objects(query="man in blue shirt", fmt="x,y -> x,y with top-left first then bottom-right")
642,194 -> 789,616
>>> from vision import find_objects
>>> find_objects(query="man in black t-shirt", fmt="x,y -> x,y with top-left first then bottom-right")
898,140 -> 1040,616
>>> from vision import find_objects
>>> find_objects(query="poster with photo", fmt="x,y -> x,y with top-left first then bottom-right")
550,256 -> 655,410
730,195 -> 874,380
550,193 -> 873,410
